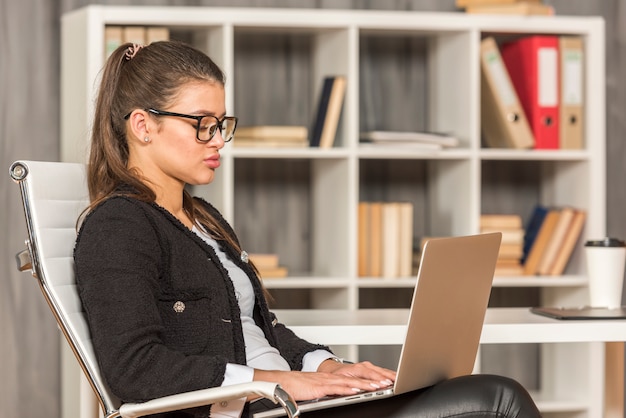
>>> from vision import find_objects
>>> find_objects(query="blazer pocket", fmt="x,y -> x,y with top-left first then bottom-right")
158,295 -> 212,355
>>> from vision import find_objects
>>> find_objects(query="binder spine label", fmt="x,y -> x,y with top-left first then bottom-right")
486,51 -> 516,106
563,49 -> 583,105
538,47 -> 558,107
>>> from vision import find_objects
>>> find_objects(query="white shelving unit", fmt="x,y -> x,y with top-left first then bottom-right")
62,6 -> 606,418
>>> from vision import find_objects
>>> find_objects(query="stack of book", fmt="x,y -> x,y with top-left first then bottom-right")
104,25 -> 170,59
359,131 -> 459,151
480,214 -> 525,276
457,0 -> 554,16
248,253 -> 288,279
358,201 -> 414,279
522,205 -> 586,276
233,126 -> 308,148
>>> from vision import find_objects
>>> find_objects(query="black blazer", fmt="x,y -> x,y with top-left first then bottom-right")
75,195 -> 327,410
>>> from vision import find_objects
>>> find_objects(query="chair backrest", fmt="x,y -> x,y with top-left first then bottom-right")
10,160 -> 121,416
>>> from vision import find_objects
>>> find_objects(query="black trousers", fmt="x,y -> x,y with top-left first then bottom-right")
248,374 -> 542,418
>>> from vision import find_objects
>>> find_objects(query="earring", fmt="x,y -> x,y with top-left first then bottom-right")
144,136 -> 150,143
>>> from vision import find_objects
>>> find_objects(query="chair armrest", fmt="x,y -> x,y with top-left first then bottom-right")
118,381 -> 299,418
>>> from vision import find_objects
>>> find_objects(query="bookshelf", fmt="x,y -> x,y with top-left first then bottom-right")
61,5 -> 606,418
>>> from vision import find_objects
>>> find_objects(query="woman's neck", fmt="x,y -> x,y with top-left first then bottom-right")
151,181 -> 194,230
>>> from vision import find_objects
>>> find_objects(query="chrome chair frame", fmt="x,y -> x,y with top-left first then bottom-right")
10,160 -> 298,418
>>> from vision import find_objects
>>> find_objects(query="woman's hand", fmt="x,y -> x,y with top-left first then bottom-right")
253,361 -> 395,401
317,359 -> 396,387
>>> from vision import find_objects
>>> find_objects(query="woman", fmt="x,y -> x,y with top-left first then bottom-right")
74,40 -> 541,418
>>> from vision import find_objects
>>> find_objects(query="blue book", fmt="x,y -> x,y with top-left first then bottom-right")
310,76 -> 336,147
522,205 -> 549,265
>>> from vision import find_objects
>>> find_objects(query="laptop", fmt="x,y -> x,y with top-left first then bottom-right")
254,232 -> 502,417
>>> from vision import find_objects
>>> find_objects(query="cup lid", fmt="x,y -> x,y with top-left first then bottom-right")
585,237 -> 626,247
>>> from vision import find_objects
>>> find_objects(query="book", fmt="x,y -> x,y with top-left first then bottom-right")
523,208 -> 560,275
466,3 -> 555,15
248,253 -> 280,269
480,37 -> 535,149
248,253 -> 289,279
122,26 -> 146,44
319,76 -> 347,148
257,266 -> 288,279
359,141 -> 442,152
494,263 -> 525,276
235,125 -> 308,140
521,205 -> 549,264
456,0 -> 541,6
480,214 -> 523,230
359,131 -> 459,148
310,77 -> 334,147
104,26 -> 123,60
494,256 -> 524,276
146,26 -> 170,44
310,76 -> 346,148
369,202 -> 383,277
358,202 -> 371,277
537,207 -> 576,275
233,138 -> 308,148
481,228 -> 524,245
501,35 -> 560,149
382,202 -> 401,278
547,209 -> 586,275
498,243 -> 524,260
398,202 -> 414,277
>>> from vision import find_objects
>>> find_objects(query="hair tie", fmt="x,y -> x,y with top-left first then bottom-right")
124,44 -> 144,61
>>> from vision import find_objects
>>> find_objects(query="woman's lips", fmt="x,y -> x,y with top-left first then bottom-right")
204,154 -> 220,169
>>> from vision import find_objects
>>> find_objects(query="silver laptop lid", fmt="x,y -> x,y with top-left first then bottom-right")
394,232 -> 501,394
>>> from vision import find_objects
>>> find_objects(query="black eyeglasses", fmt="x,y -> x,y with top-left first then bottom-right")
125,108 -> 238,143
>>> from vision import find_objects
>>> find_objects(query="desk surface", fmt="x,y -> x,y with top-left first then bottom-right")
273,307 -> 626,345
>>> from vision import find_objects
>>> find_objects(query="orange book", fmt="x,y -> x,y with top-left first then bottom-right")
480,214 -> 523,230
257,266 -> 288,279
382,202 -> 401,278
523,209 -> 560,275
358,202 -> 371,277
457,0 -> 540,6
466,3 -> 554,15
248,253 -> 279,269
146,26 -> 170,44
537,207 -> 576,275
369,202 -> 383,277
548,210 -> 586,275
497,243 -> 523,260
398,202 -> 414,277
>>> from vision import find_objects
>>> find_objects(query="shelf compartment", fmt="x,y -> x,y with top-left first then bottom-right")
233,157 -> 351,279
233,27 -> 353,148
358,29 -> 473,150
360,158 -> 474,238
481,159 -> 592,278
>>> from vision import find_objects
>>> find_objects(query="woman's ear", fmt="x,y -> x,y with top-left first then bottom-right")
127,109 -> 151,143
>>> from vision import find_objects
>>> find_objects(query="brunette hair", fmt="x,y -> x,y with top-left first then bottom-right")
86,40 -> 241,252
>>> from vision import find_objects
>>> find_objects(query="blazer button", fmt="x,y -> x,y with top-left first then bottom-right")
173,301 -> 185,313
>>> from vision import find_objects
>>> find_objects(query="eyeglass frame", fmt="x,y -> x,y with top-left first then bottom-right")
124,108 -> 238,143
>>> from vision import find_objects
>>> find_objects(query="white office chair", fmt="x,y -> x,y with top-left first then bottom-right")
10,160 -> 299,418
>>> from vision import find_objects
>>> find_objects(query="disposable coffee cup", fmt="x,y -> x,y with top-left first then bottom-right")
585,238 -> 626,308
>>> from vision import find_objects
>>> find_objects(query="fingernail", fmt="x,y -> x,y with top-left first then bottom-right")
370,383 -> 380,389
381,379 -> 393,386
352,388 -> 362,393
